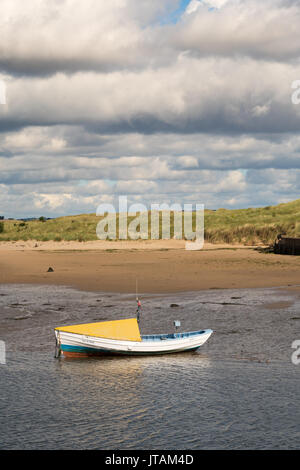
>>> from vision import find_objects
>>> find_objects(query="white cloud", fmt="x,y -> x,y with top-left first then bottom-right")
202,0 -> 230,8
174,0 -> 300,61
217,170 -> 246,192
186,0 -> 229,15
2,56 -> 300,135
1,0 -> 300,217
185,1 -> 201,15
0,0 -> 179,75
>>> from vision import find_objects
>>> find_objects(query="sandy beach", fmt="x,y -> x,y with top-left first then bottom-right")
0,240 -> 299,293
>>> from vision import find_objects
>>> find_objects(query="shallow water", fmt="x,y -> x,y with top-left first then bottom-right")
0,284 -> 299,449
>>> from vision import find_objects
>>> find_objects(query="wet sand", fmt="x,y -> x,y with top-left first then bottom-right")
1,283 -> 300,449
0,240 -> 300,293
2,243 -> 299,450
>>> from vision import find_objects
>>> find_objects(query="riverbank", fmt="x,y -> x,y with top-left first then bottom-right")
1,240 -> 299,293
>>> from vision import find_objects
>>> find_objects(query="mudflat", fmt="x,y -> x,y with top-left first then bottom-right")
0,240 -> 299,293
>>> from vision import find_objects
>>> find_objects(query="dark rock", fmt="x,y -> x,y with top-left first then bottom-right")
170,303 -> 179,307
47,267 -> 54,272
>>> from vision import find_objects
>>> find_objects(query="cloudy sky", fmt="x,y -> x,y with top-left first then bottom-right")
1,0 -> 300,218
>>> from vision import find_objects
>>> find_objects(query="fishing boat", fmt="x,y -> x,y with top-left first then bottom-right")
54,316 -> 213,358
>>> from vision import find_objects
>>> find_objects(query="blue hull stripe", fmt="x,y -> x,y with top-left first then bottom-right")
61,344 -> 200,356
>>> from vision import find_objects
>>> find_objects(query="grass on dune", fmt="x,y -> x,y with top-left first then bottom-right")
0,215 -> 100,243
204,199 -> 300,245
0,199 -> 299,245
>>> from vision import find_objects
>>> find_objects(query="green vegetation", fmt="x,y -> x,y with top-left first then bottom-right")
0,199 -> 299,245
0,215 -> 100,242
204,199 -> 300,245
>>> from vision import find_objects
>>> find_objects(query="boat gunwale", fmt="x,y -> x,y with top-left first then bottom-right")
141,329 -> 212,342
56,328 -> 213,344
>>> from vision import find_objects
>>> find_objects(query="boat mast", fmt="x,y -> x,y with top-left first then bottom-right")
136,277 -> 141,324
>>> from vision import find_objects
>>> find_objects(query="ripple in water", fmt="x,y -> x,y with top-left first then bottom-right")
0,284 -> 299,449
